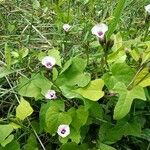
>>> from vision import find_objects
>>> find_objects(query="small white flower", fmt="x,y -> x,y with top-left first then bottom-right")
145,4 -> 150,14
57,124 -> 70,138
63,24 -> 71,32
91,23 -> 108,39
41,56 -> 56,69
45,90 -> 57,100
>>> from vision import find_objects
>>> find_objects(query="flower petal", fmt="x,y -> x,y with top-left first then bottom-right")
57,124 -> 70,138
91,23 -> 108,39
42,56 -> 56,69
63,24 -> 71,32
145,4 -> 150,13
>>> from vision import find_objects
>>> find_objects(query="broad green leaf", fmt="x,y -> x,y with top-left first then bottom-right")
102,73 -> 118,90
40,101 -> 64,132
111,32 -> 122,52
130,49 -> 140,61
5,43 -> 11,69
40,100 -> 71,134
133,67 -> 150,87
111,63 -> 135,86
0,125 -> 13,144
107,48 -> 126,64
31,73 -> 52,95
60,142 -> 79,150
68,106 -> 88,131
17,77 -> 41,99
113,82 -> 146,120
56,57 -> 91,99
24,134 -> 38,150
74,79 -> 104,101
16,98 -> 33,120
106,0 -> 126,39
32,0 -> 40,9
46,108 -> 72,134
0,67 -> 21,79
84,100 -> 103,120
60,128 -> 81,144
99,118 -> 141,144
1,134 -> 14,147
48,49 -> 61,67
1,141 -> 20,150
98,143 -> 116,150
60,59 -> 72,74
56,57 -> 88,87
19,47 -> 29,58
17,73 -> 52,99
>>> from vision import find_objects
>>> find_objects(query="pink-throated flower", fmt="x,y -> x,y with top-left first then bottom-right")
91,23 -> 108,40
145,4 -> 150,14
63,24 -> 71,32
57,124 -> 70,138
45,90 -> 57,100
41,56 -> 56,69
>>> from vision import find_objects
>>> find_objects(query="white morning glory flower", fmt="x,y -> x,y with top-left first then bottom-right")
45,90 -> 57,100
41,56 -> 56,69
63,24 -> 71,32
57,124 -> 70,138
145,4 -> 150,14
91,23 -> 108,39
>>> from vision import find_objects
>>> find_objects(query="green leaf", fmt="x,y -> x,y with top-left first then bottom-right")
40,100 -> 71,134
31,74 -> 52,95
32,0 -> 40,9
48,49 -> 62,67
17,73 -> 52,99
40,102 -> 58,132
99,118 -> 141,144
17,77 -> 41,99
102,73 -> 118,90
4,43 -> 11,69
2,141 -> 20,150
46,108 -> 72,134
56,57 -> 91,99
1,135 -> 14,147
113,82 -> 146,120
106,0 -> 126,39
24,134 -> 38,150
111,63 -> 135,86
16,98 -> 33,120
111,32 -> 123,52
84,100 -> 103,120
98,143 -> 116,150
0,67 -> 21,79
68,106 -> 88,131
133,67 -> 150,87
74,79 -> 104,101
56,57 -> 89,87
19,47 -> 29,58
107,48 -> 126,64
1,141 -> 20,150
0,125 -> 13,144
60,142 -> 79,150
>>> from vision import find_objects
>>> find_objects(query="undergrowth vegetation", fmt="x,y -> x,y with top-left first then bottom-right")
0,0 -> 150,150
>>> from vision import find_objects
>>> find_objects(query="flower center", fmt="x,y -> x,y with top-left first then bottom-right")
98,31 -> 103,36
61,129 -> 66,134
50,93 -> 54,98
46,62 -> 52,67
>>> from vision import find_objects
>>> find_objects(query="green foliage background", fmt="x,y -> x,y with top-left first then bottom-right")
0,0 -> 150,149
